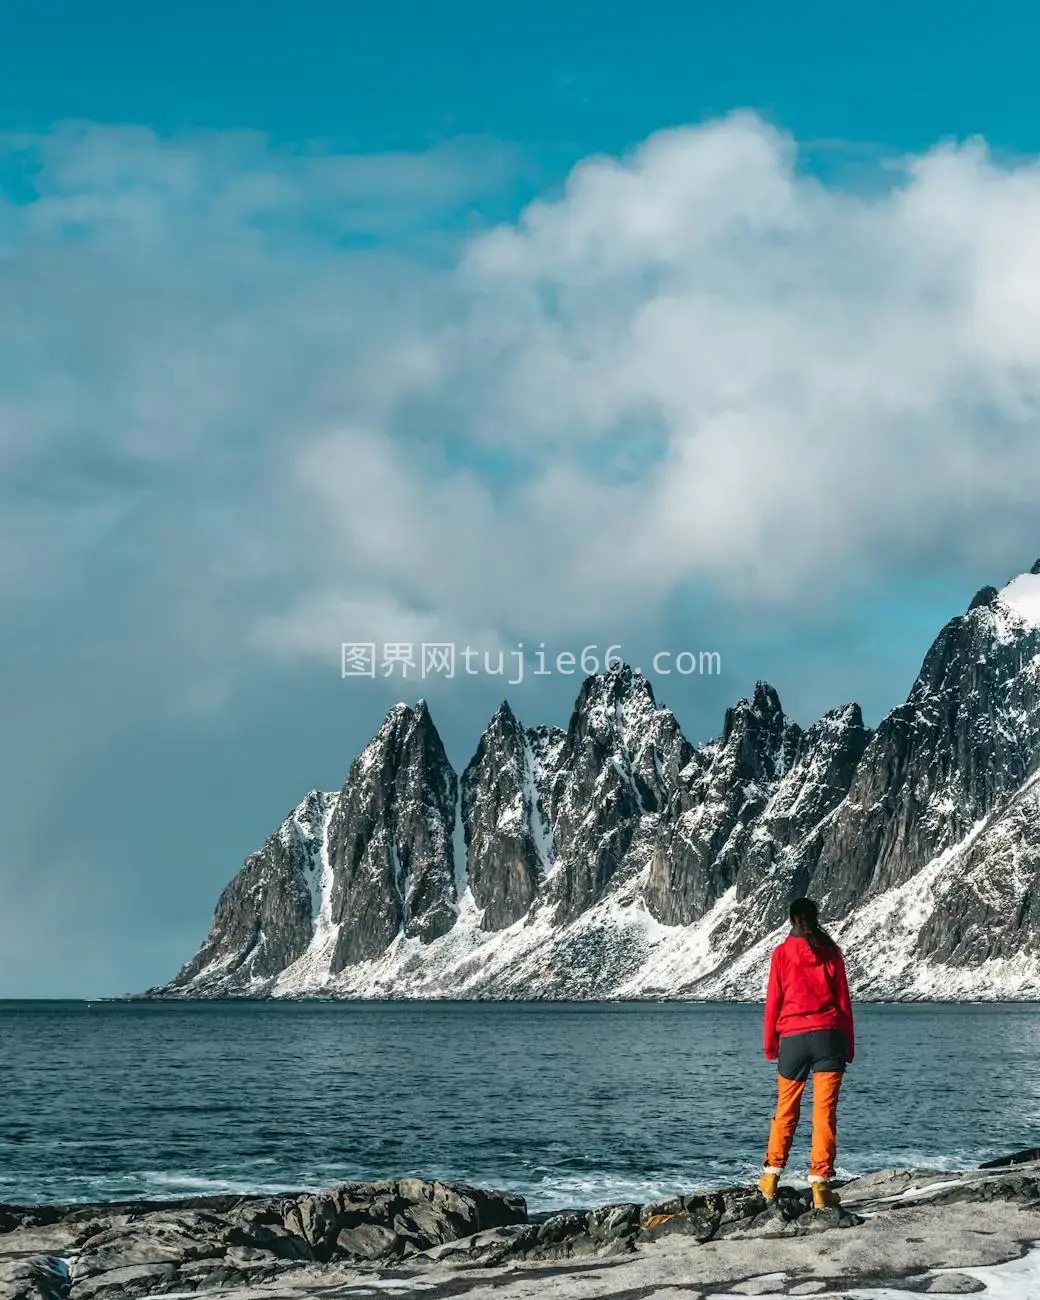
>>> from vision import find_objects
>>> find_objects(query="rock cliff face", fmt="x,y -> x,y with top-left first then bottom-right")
166,790 -> 331,994
154,564 -> 1040,1001
546,667 -> 692,926
326,702 -> 458,970
645,683 -> 803,928
461,702 -> 554,932
810,591 -> 1040,917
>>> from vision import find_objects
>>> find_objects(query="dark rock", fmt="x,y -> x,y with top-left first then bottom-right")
74,1262 -> 176,1298
638,1209 -> 717,1244
461,703 -> 553,931
795,1206 -> 863,1232
535,1210 -> 591,1245
10,1169 -> 1034,1295
810,594 -> 1040,943
979,1147 -> 1040,1168
329,704 -> 460,968
549,665 -> 692,925
421,1222 -> 540,1264
967,585 -> 998,611
0,1179 -> 530,1296
586,1202 -> 640,1242
160,791 -> 330,993
717,1186 -> 782,1226
335,1222 -> 399,1259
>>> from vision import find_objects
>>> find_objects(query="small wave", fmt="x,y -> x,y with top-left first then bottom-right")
0,1148 -> 982,1211
137,1171 -> 305,1197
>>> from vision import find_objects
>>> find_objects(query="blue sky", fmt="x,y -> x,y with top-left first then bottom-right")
2,1 -> 1040,997
4,1 -> 1038,157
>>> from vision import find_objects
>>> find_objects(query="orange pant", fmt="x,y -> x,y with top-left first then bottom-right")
763,1070 -> 842,1180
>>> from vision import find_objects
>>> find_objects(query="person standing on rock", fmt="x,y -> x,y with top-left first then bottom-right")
757,897 -> 854,1211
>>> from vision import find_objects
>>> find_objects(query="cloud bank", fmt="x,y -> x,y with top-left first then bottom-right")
3,114 -> 1040,676
3,112 -> 1040,992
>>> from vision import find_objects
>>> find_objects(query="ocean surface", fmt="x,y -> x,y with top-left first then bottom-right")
3,1000 -> 1039,1212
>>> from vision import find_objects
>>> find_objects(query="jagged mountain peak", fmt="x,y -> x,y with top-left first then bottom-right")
771,703 -> 869,784
723,679 -> 782,718
161,566 -> 1040,1003
996,570 -> 1040,632
720,680 -> 785,733
717,681 -> 799,782
320,694 -> 459,971
808,566 -> 1040,917
946,565 -> 1040,647
575,660 -> 656,708
541,665 -> 692,925
461,699 -> 555,931
806,700 -> 866,739
353,697 -> 447,777
486,698 -> 520,729
959,562 -> 1040,633
368,699 -> 416,742
751,679 -> 782,715
967,585 -> 999,612
564,662 -> 662,757
277,789 -> 333,846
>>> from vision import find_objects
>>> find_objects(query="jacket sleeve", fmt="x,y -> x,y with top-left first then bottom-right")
763,948 -> 783,1060
833,952 -> 855,1063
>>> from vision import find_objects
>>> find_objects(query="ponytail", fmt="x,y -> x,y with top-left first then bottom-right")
789,897 -> 840,959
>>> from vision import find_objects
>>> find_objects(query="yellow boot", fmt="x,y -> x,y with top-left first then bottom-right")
757,1171 -> 779,1201
811,1181 -> 841,1210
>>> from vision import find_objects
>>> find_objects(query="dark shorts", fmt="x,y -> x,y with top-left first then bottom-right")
777,1029 -> 848,1083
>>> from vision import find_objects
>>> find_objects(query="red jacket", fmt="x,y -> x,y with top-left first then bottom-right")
764,933 -> 855,1062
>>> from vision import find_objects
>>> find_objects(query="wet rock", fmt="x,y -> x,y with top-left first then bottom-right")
979,1147 -> 1040,1169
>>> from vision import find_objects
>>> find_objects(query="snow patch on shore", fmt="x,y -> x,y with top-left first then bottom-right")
710,1242 -> 1040,1298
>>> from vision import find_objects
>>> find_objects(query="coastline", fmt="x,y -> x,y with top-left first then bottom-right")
7,1155 -> 1040,1299
1,992 -> 1035,1007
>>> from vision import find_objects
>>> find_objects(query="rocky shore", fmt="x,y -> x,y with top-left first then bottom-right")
4,1153 -> 1040,1299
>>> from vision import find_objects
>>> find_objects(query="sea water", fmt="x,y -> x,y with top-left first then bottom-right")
3,1000 -> 1038,1212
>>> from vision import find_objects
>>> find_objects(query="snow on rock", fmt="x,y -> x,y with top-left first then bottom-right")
999,570 -> 1040,628
153,561 -> 1040,1003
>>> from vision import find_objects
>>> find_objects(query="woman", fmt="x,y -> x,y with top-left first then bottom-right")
758,897 -> 854,1210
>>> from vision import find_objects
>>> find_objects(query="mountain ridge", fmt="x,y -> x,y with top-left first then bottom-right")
149,564 -> 1040,1001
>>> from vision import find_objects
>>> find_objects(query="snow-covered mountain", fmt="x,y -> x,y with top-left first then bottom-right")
152,563 -> 1040,1001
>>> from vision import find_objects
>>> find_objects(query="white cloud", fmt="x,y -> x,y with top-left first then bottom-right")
7,112 -> 1040,994
3,111 -> 1040,681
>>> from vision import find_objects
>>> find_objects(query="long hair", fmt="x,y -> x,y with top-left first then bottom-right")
789,897 -> 840,959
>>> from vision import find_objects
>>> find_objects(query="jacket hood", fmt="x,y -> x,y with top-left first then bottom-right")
783,932 -> 829,965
